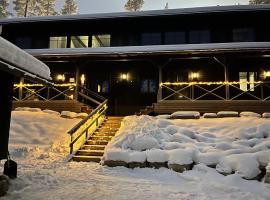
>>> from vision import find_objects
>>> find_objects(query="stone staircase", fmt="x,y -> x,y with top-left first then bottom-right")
72,116 -> 123,162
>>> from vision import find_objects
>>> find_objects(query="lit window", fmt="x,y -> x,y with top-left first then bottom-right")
239,72 -> 256,91
49,36 -> 67,48
71,36 -> 88,48
233,28 -> 255,42
141,79 -> 156,93
92,34 -> 110,48
239,72 -> 248,91
249,72 -> 255,92
189,30 -> 210,44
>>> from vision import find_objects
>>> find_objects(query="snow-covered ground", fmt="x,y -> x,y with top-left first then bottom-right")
1,111 -> 270,200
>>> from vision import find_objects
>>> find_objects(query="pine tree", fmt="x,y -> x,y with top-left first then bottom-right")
0,0 -> 11,18
249,0 -> 270,4
13,0 -> 40,17
124,0 -> 144,11
61,0 -> 78,15
39,0 -> 56,16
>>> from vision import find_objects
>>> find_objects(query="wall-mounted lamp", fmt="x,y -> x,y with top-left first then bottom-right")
120,73 -> 129,81
264,71 -> 270,79
56,74 -> 65,82
189,72 -> 200,80
80,74 -> 86,85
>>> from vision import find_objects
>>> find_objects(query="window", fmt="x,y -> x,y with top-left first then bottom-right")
141,32 -> 162,45
141,79 -> 156,93
97,81 -> 109,93
15,37 -> 32,49
189,30 -> 210,44
233,28 -> 255,42
49,36 -> 67,48
239,72 -> 256,91
92,34 -> 110,48
165,31 -> 186,44
70,36 -> 88,48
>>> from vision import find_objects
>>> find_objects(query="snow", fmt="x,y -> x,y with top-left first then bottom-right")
203,113 -> 217,118
170,111 -> 200,119
240,112 -> 261,118
217,111 -> 239,117
1,112 -> 270,199
262,113 -> 270,118
26,42 -> 270,58
0,36 -> 51,80
104,115 -> 270,179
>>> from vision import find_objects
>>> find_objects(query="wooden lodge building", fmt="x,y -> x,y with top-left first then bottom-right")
1,5 -> 270,115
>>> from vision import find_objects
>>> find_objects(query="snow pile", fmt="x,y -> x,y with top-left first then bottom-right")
170,111 -> 200,119
262,113 -> 270,118
240,112 -> 261,118
203,113 -> 217,118
217,111 -> 239,118
104,115 -> 270,179
0,36 -> 51,80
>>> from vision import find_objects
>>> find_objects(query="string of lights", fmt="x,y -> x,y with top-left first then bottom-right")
160,81 -> 264,86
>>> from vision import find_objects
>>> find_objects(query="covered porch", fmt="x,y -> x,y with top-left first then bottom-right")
23,42 -> 270,115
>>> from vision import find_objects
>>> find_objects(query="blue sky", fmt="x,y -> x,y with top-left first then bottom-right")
9,0 -> 250,15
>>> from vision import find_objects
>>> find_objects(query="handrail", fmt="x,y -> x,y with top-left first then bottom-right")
78,85 -> 106,101
68,99 -> 108,135
68,99 -> 108,155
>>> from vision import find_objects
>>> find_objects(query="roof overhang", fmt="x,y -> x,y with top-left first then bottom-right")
0,59 -> 51,85
0,5 -> 270,25
26,42 -> 270,60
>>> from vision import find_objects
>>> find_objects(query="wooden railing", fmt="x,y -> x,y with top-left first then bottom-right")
68,99 -> 108,155
12,83 -> 108,155
159,81 -> 270,101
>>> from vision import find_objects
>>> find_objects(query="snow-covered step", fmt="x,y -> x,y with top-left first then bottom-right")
86,140 -> 109,145
76,150 -> 104,157
90,136 -> 113,141
72,116 -> 124,163
82,145 -> 106,151
72,155 -> 101,162
94,132 -> 116,137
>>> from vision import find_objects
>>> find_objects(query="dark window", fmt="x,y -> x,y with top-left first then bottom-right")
141,32 -> 162,45
165,31 -> 186,44
15,37 -> 32,49
189,30 -> 210,44
97,80 -> 109,93
233,28 -> 255,42
141,79 -> 156,93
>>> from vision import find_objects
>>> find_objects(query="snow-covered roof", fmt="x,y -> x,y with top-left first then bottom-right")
0,5 -> 269,25
26,42 -> 270,58
0,36 -> 51,82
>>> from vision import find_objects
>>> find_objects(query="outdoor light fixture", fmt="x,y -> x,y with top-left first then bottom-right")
120,73 -> 128,81
264,71 -> 270,79
80,74 -> 86,85
189,72 -> 200,80
56,74 -> 65,82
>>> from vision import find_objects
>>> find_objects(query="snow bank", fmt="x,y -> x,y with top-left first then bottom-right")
240,112 -> 261,118
217,111 -> 239,118
104,115 -> 270,179
170,111 -> 200,119
0,36 -> 51,80
203,113 -> 217,118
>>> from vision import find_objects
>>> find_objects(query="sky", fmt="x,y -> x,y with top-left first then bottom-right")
9,0 -> 250,15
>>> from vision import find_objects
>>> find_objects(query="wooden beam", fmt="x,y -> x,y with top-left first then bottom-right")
0,71 -> 14,160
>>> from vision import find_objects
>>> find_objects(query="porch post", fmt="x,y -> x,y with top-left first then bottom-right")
19,77 -> 24,101
158,66 -> 162,102
213,57 -> 230,100
75,66 -> 80,101
0,71 -> 14,160
224,64 -> 230,100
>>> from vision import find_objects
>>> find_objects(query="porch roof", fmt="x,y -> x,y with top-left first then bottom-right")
26,42 -> 270,59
